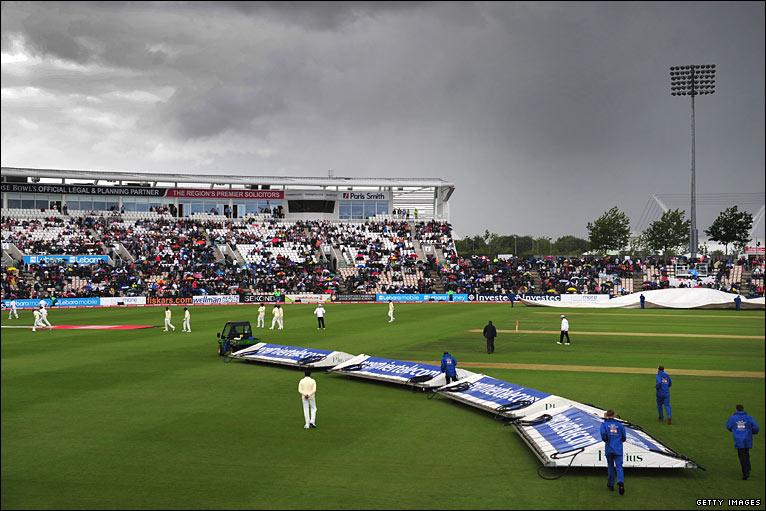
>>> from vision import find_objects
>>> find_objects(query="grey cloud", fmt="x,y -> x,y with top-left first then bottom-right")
162,84 -> 287,140
1,1 -> 763,238
215,1 -> 428,30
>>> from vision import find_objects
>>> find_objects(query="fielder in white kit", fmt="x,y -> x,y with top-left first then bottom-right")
257,303 -> 266,328
182,307 -> 191,332
164,307 -> 176,332
298,370 -> 318,429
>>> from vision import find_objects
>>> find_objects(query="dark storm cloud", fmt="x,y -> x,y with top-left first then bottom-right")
216,1 -> 428,30
1,1 -> 764,238
164,83 -> 287,139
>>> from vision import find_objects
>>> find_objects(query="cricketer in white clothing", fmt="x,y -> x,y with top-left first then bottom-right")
270,305 -> 283,330
8,299 -> 19,319
257,304 -> 266,328
164,307 -> 176,332
298,370 -> 318,429
39,306 -> 52,328
32,309 -> 42,332
182,307 -> 191,332
388,300 -> 395,323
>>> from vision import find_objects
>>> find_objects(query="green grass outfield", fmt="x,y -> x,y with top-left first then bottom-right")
2,303 -> 764,510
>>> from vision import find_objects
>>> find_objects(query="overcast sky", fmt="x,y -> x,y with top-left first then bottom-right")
2,1 -> 764,239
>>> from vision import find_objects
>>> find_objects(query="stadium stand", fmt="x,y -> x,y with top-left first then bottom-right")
1,165 -> 763,301
2,211 -> 763,300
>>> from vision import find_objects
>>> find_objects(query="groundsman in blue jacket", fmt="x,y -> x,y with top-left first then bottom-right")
440,351 -> 458,384
600,410 -> 626,495
656,366 -> 672,425
726,404 -> 760,480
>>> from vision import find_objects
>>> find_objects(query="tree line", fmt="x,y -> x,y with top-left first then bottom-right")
456,206 -> 755,258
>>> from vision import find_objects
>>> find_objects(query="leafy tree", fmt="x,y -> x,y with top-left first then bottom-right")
456,233 -> 590,257
628,233 -> 646,255
514,236 -> 535,256
586,207 -> 631,254
533,237 -> 553,255
704,206 -> 753,255
709,249 -> 725,260
643,209 -> 690,257
552,235 -> 589,256
455,235 -> 488,257
457,234 -> 557,257
493,235 -> 516,255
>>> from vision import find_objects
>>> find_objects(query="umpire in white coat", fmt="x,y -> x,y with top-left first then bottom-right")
557,314 -> 570,345
314,304 -> 326,330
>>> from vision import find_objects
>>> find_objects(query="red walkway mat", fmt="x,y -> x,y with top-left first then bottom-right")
52,325 -> 156,330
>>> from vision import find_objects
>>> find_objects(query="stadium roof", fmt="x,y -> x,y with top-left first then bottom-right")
1,166 -> 455,192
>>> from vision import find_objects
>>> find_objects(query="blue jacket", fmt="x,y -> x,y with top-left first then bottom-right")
656,371 -> 672,396
726,411 -> 760,449
440,354 -> 457,377
600,418 -> 626,456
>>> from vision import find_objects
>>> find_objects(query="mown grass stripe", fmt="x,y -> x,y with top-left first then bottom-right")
414,360 -> 764,379
467,329 -> 764,339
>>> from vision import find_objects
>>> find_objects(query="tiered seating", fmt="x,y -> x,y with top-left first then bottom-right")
720,264 -> 743,290
241,213 -> 277,222
747,261 -> 764,297
238,243 -> 314,264
442,255 -> 534,294
373,269 -> 424,294
415,220 -> 454,250
190,212 -> 225,221
2,217 -> 107,255
338,267 -> 357,279
218,221 -> 315,264
118,211 -> 173,221
4,207 -> 757,300
67,210 -> 111,217
1,208 -> 62,219
333,222 -> 417,268
369,214 -> 395,222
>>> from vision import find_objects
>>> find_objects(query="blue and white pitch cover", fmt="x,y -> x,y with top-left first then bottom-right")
330,355 -> 477,387
514,405 -> 698,469
231,343 -> 355,368
435,374 -> 604,419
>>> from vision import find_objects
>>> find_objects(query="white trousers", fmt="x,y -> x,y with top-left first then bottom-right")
257,314 -> 265,328
32,317 -> 42,331
9,309 -> 18,319
270,316 -> 278,329
40,317 -> 52,327
183,318 -> 191,332
277,318 -> 284,329
388,311 -> 395,322
164,318 -> 175,331
302,396 -> 317,426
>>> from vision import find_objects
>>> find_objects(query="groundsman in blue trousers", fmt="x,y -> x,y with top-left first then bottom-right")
726,404 -> 759,480
600,409 -> 626,495
656,365 -> 672,425
440,351 -> 458,384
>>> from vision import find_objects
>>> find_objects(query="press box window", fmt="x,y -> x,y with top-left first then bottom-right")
351,202 -> 364,219
287,200 -> 335,213
339,202 -> 352,219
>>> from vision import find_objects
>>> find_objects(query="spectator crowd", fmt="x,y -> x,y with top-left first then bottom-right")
2,212 -> 764,301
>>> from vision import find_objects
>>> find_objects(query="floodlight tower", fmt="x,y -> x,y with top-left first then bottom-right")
670,64 -> 716,258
